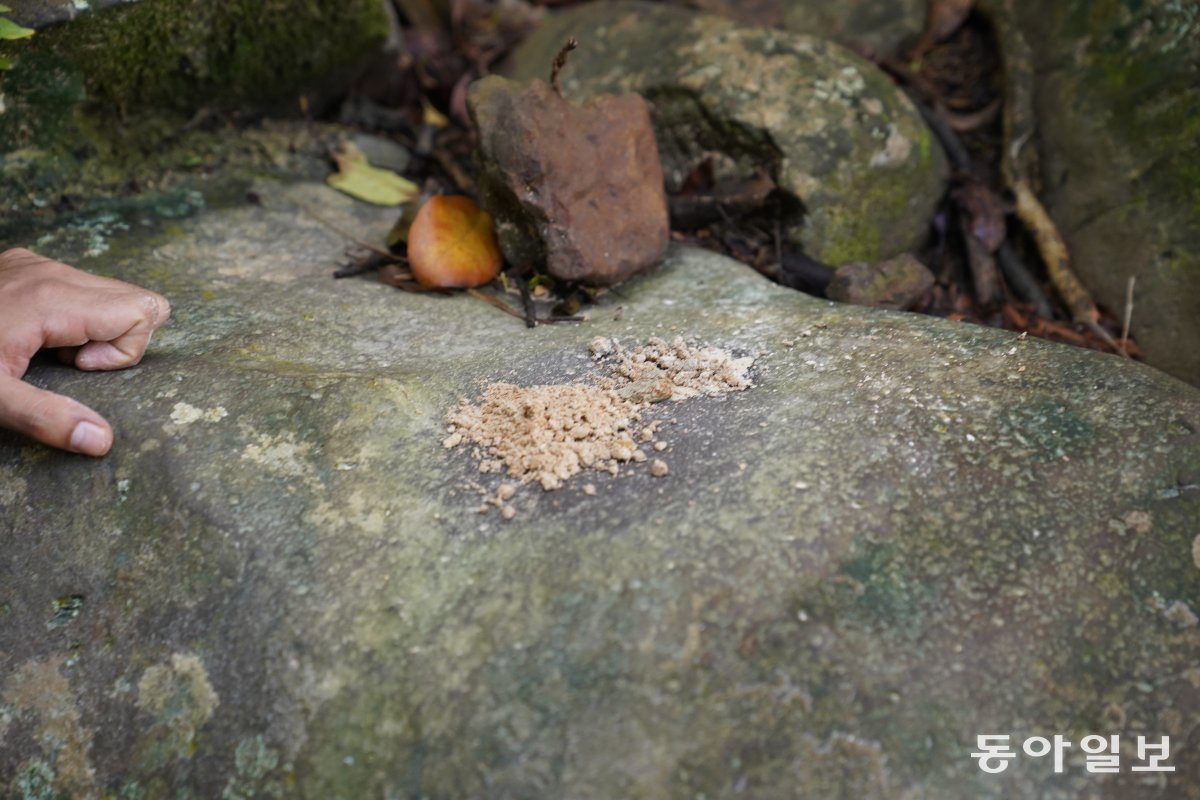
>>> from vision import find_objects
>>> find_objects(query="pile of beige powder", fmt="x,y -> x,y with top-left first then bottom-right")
443,337 -> 753,498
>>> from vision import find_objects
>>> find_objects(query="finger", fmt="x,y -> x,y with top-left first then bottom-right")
43,288 -> 171,369
76,338 -> 146,371
0,374 -> 113,456
96,290 -> 170,365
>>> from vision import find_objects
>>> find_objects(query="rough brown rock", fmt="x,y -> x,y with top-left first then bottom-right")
505,2 -> 946,266
468,75 -> 669,285
826,253 -> 934,310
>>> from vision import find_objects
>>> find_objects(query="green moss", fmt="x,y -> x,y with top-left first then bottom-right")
21,0 -> 389,122
0,50 -> 86,152
1067,0 -> 1200,220
0,0 -> 388,201
810,176 -> 899,265
811,202 -> 884,264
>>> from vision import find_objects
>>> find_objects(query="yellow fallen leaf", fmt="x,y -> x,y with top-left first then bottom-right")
326,141 -> 419,206
422,98 -> 450,128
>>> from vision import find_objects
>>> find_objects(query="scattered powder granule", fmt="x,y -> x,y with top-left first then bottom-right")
593,336 -> 754,400
445,339 -> 752,494
447,382 -> 643,490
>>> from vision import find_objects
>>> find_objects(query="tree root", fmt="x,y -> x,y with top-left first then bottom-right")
978,0 -> 1127,355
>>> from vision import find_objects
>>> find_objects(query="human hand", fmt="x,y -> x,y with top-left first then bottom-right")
0,248 -> 171,456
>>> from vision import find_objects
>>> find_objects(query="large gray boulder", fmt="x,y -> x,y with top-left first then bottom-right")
1009,0 -> 1200,385
1,171 -> 1198,798
505,1 -> 947,267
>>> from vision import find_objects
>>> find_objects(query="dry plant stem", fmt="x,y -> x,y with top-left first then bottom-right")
1122,275 -> 1136,356
1012,181 -> 1123,354
467,287 -> 527,321
1011,180 -> 1087,322
550,37 -> 578,95
431,147 -> 476,195
517,278 -> 537,328
334,251 -> 406,279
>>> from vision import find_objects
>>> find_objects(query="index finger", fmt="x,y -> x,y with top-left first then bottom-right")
40,282 -> 171,370
76,288 -> 171,370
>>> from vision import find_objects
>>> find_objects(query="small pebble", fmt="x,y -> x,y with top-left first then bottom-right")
500,505 -> 517,521
654,441 -> 668,452
650,459 -> 669,478
583,483 -> 597,496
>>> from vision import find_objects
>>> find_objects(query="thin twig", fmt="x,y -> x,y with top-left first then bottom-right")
517,277 -> 538,328
467,288 -> 527,321
431,147 -> 476,195
334,250 -> 400,279
550,37 -> 578,95
1121,275 -> 1136,356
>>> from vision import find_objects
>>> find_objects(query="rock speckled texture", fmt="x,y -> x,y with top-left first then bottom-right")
828,253 -> 935,309
1,170 -> 1198,798
469,76 -> 669,284
690,0 -> 925,52
505,1 -> 947,265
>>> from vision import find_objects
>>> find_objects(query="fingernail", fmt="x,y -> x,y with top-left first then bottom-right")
69,421 -> 109,455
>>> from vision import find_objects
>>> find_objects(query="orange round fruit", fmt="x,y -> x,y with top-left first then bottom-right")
407,195 -> 503,289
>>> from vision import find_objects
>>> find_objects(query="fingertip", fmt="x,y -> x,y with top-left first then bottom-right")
69,419 -> 113,456
155,293 -> 172,326
75,340 -> 136,370
0,376 -> 114,456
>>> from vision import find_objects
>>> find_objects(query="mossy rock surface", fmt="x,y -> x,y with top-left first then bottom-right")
1010,0 -> 1200,385
505,1 -> 947,266
0,0 -> 391,181
1,151 -> 1199,797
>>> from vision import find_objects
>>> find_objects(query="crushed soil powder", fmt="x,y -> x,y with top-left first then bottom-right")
444,337 -> 753,495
